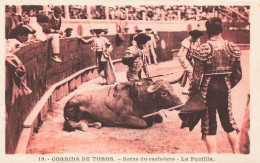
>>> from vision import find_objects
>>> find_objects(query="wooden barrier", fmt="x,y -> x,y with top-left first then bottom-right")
15,60 -> 122,154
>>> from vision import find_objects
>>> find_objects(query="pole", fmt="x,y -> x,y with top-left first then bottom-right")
148,70 -> 183,79
105,6 -> 109,20
143,104 -> 184,118
64,5 -> 70,20
87,5 -> 91,19
226,6 -> 249,21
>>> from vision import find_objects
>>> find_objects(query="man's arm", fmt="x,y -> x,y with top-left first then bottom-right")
142,51 -> 149,77
104,37 -> 113,53
228,42 -> 242,88
178,46 -> 193,73
49,28 -> 63,35
78,37 -> 94,45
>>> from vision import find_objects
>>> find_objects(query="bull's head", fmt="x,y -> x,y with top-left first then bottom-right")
64,99 -> 84,122
147,79 -> 182,109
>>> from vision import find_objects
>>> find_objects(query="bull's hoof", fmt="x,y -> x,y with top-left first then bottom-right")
145,117 -> 154,127
87,122 -> 102,129
93,122 -> 102,129
63,121 -> 75,132
63,126 -> 75,132
154,114 -> 163,123
80,123 -> 89,132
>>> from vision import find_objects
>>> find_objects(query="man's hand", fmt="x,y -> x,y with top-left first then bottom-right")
41,39 -> 47,43
55,30 -> 63,35
103,50 -> 110,59
77,36 -> 84,43
134,51 -> 142,58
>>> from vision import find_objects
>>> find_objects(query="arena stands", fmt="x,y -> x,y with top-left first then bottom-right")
7,5 -> 249,23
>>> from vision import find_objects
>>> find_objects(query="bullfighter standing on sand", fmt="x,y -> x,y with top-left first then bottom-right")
179,17 -> 242,153
178,30 -> 203,94
78,29 -> 116,85
122,33 -> 151,81
145,28 -> 159,65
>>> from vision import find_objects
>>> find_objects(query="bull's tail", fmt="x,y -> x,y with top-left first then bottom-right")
63,100 -> 75,132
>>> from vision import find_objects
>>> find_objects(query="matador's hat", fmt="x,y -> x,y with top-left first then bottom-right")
92,29 -> 106,34
136,29 -> 143,33
134,33 -> 151,45
54,6 -> 63,14
189,30 -> 203,38
145,28 -> 152,31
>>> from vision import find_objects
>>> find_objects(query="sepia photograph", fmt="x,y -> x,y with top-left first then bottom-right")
2,0 -> 258,162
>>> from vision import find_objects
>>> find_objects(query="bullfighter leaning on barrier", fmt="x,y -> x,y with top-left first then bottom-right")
122,33 -> 151,81
5,26 -> 33,105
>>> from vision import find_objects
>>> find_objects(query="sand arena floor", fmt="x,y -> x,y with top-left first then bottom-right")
26,52 -> 249,154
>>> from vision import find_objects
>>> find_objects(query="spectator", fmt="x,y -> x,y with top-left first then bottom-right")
146,9 -> 154,20
5,5 -> 23,39
36,6 -> 63,63
16,5 -> 249,23
114,6 -> 121,20
70,10 -> 76,19
48,6 -> 63,62
69,6 -> 87,19
122,33 -> 151,81
92,6 -> 105,19
26,14 -> 47,42
6,25 -> 36,52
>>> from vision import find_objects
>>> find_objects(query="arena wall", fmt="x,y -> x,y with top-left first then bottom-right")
5,29 -> 249,154
60,20 -> 207,36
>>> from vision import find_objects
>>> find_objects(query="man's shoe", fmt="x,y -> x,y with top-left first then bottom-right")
101,80 -> 107,85
182,89 -> 189,94
51,55 -> 62,63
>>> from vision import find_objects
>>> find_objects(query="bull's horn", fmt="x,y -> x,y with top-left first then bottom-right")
147,84 -> 160,93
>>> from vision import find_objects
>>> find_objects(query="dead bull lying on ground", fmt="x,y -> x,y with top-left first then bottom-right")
63,79 -> 183,131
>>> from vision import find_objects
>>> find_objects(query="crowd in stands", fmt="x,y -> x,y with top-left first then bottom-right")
73,5 -> 249,22
7,5 -> 249,24
69,5 -> 88,19
109,5 -> 249,22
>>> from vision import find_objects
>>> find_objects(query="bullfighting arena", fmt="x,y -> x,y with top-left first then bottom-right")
26,50 -> 249,154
